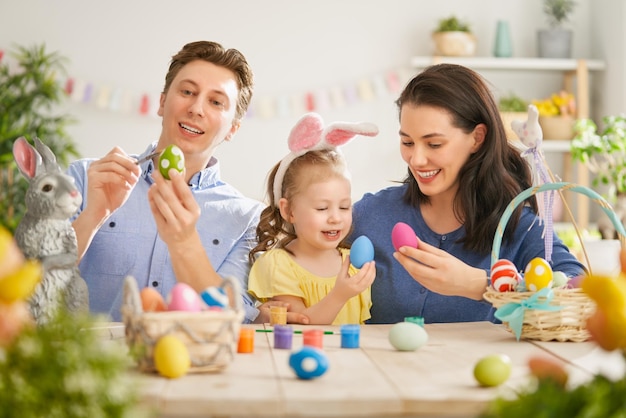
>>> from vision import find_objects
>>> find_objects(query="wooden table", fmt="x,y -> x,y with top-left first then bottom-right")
102,321 -> 625,417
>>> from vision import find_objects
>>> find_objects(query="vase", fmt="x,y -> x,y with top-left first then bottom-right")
538,115 -> 575,140
537,29 -> 573,58
494,20 -> 513,58
581,239 -> 622,277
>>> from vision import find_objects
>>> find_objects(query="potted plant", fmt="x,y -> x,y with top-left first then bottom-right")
538,0 -> 577,58
498,93 -> 529,140
571,115 -> 626,239
532,90 -> 576,139
0,43 -> 79,233
432,15 -> 476,57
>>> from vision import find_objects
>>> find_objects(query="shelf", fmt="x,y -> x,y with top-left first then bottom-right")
410,56 -> 606,71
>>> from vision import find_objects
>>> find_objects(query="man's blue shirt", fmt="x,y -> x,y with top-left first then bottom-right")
68,143 -> 263,322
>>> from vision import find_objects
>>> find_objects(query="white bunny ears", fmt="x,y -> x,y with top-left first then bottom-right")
272,112 -> 379,206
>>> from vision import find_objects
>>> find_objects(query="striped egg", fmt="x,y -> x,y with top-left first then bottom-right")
491,259 -> 521,292
524,257 -> 553,292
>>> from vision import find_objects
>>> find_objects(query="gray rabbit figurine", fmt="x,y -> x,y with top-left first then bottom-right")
13,136 -> 89,324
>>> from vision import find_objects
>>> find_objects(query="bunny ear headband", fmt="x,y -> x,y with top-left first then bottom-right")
272,112 -> 379,206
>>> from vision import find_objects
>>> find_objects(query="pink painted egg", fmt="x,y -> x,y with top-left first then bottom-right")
491,259 -> 521,292
167,283 -> 204,312
391,222 -> 419,252
524,257 -> 553,292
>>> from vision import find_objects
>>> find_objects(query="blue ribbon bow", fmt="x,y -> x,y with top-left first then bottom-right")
494,287 -> 562,340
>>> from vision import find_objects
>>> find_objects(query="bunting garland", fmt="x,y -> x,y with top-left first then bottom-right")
1,46 -> 412,119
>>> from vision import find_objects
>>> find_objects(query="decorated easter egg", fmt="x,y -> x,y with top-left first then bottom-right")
167,283 -> 204,312
140,287 -> 167,312
388,321 -> 429,351
391,222 -> 419,252
200,286 -> 229,308
524,257 -> 553,292
159,144 -> 185,179
153,334 -> 191,378
552,271 -> 569,288
289,346 -> 329,380
473,354 -> 512,387
350,235 -> 375,268
491,259 -> 521,292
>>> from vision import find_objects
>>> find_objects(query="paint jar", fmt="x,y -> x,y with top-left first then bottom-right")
404,316 -> 425,327
273,324 -> 293,349
237,328 -> 254,353
340,324 -> 360,349
302,329 -> 324,349
270,306 -> 287,325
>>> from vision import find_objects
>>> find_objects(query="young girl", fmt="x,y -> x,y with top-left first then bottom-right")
248,113 -> 378,325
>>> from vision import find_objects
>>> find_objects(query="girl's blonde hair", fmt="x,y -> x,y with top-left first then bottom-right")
249,149 -> 349,264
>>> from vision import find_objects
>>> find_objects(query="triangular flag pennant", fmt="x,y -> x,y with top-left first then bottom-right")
357,79 -> 375,101
276,96 -> 291,118
314,89 -> 330,112
139,94 -> 150,115
305,92 -> 316,112
82,83 -> 93,103
64,78 -> 74,96
70,79 -> 86,102
0,49 -> 4,63
386,70 -> 401,94
329,86 -> 346,108
96,85 -> 111,109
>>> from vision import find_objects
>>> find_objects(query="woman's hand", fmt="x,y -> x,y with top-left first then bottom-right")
393,240 -> 487,300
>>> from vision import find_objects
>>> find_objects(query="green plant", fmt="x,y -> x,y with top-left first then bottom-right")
543,0 -> 577,28
498,93 -> 528,112
434,15 -> 471,33
0,309 -> 151,418
571,115 -> 626,199
0,44 -> 79,233
481,370 -> 626,418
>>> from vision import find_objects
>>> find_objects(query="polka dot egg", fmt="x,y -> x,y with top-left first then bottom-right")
524,257 -> 553,291
159,144 -> 185,179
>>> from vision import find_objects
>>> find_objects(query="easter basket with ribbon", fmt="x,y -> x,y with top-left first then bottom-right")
483,182 -> 626,342
121,275 -> 244,373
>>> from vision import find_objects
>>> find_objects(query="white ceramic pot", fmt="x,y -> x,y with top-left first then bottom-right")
432,32 -> 476,57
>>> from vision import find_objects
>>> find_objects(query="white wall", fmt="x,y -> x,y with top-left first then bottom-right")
1,0 -> 611,204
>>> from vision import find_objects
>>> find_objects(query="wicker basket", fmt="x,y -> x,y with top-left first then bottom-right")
483,182 -> 626,342
121,275 -> 244,373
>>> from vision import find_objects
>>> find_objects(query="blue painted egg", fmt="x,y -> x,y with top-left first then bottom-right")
350,235 -> 375,268
289,346 -> 329,380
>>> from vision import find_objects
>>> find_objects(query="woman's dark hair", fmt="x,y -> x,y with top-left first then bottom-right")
396,63 -> 537,254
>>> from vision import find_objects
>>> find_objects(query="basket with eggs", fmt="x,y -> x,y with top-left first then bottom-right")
121,275 -> 244,376
483,182 -> 626,342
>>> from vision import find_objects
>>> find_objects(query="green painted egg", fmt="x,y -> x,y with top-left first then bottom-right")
158,145 -> 185,179
388,321 -> 428,351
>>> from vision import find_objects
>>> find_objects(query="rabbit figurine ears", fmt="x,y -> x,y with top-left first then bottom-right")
512,104 -> 544,150
13,136 -> 62,180
273,112 -> 379,206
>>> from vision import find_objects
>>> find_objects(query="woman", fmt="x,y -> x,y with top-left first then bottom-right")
350,63 -> 585,324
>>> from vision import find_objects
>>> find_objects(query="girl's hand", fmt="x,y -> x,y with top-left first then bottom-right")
331,256 -> 376,301
393,240 -> 487,300
254,300 -> 310,325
